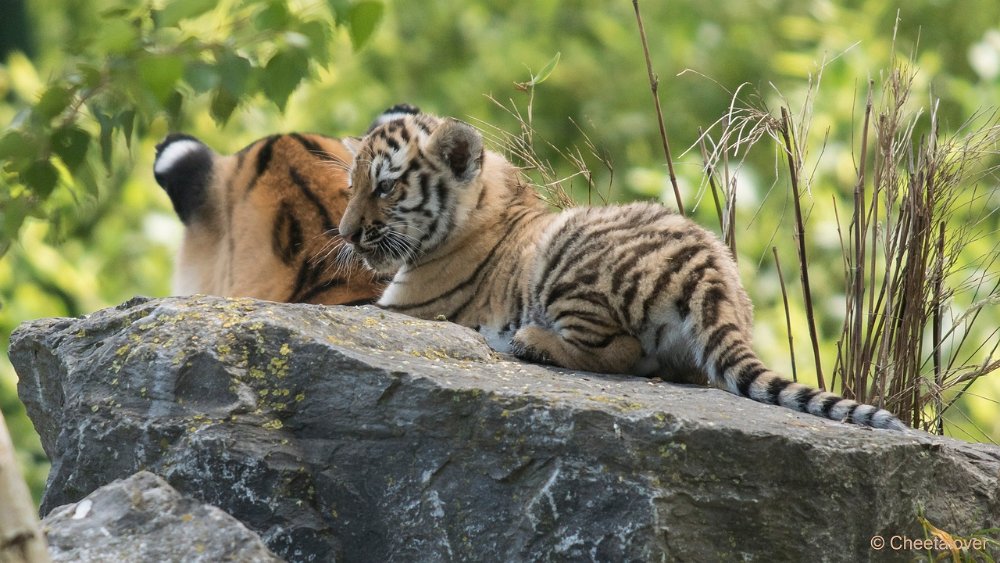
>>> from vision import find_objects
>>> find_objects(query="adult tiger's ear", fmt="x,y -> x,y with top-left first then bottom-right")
427,118 -> 484,183
342,136 -> 363,157
154,133 -> 215,225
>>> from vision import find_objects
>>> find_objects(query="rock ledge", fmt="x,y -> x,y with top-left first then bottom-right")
10,296 -> 1000,562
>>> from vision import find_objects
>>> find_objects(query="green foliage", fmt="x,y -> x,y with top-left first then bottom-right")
2,0 -> 1000,505
0,0 -> 382,256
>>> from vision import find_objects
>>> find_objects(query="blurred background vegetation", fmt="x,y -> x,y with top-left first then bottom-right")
2,0 -> 999,503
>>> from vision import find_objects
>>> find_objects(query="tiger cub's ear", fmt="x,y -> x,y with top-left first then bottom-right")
342,136 -> 363,157
427,118 -> 484,183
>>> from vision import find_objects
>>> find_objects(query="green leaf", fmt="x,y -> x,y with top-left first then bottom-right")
95,111 -> 114,170
138,54 -> 185,105
210,87 -> 239,124
164,91 -> 184,128
254,0 -> 291,30
157,0 -> 217,27
21,159 -> 59,198
531,52 -> 561,85
217,54 -> 251,96
73,64 -> 104,89
0,130 -> 38,165
326,0 -> 351,24
73,161 -> 100,197
298,20 -> 331,66
262,49 -> 310,110
347,1 -> 384,50
95,18 -> 138,55
119,110 -> 136,149
36,84 -> 75,121
51,127 -> 90,171
0,193 -> 31,249
184,61 -> 219,93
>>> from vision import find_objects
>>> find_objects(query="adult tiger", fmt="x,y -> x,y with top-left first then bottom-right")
153,105 -> 418,305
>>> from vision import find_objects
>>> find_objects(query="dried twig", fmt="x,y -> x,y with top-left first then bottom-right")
632,0 -> 684,215
780,106 -> 826,390
772,246 -> 798,382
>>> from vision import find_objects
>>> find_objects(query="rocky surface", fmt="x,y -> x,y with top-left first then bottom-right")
9,295 -> 1000,562
42,471 -> 281,562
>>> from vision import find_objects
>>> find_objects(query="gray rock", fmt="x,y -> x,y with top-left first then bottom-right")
42,470 -> 283,562
9,295 -> 1000,562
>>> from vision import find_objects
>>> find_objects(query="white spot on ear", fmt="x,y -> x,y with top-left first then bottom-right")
154,139 -> 204,175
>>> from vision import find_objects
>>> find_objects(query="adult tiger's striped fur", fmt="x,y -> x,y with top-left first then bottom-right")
153,132 -> 377,305
338,112 -> 907,431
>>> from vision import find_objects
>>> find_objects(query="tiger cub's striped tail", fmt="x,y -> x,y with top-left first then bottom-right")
705,342 -> 907,430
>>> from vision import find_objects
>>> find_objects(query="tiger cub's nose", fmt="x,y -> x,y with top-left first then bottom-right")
340,227 -> 360,245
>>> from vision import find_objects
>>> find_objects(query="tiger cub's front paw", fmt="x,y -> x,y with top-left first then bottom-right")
510,326 -> 556,366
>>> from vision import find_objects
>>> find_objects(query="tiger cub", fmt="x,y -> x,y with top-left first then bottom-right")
338,111 -> 906,431
152,107 -> 419,304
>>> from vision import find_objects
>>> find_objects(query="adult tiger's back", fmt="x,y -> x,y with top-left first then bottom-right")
154,132 -> 384,305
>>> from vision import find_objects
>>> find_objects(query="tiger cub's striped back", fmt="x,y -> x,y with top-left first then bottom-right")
339,112 -> 906,431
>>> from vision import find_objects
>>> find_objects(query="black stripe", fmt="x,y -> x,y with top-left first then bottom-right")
384,135 -> 401,152
398,171 -> 434,214
820,395 -> 842,417
704,323 -> 739,359
844,403 -> 860,424
537,230 -> 583,298
340,296 -> 379,306
552,308 -> 616,328
291,133 -> 349,166
564,330 -> 626,350
476,182 -> 488,209
716,348 -> 756,376
289,166 -> 337,233
735,363 -> 767,397
288,258 -> 317,302
272,201 -> 302,265
557,290 -> 610,310
610,238 -> 669,289
290,132 -> 324,156
675,257 -> 716,318
654,324 -> 667,346
295,275 -> 350,303
700,285 -> 726,327
390,225 -> 517,312
407,204 -> 536,273
421,171 -> 452,244
538,215 -> 641,303
851,404 -> 874,425
451,220 -> 549,321
246,135 -> 280,193
794,388 -> 822,412
765,378 -> 794,405
638,244 -> 704,320
620,271 -> 642,326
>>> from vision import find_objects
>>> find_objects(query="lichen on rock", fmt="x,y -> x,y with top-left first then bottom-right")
9,296 -> 1000,562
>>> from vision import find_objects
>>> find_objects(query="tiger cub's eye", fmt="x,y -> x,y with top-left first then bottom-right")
374,179 -> 395,198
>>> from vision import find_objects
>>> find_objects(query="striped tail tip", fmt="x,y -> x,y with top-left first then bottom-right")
744,374 -> 909,431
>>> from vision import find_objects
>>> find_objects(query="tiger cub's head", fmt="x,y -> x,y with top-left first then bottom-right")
339,112 -> 488,273
154,131 -> 387,305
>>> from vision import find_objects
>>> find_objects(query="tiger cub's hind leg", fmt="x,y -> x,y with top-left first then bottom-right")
510,325 -> 642,374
